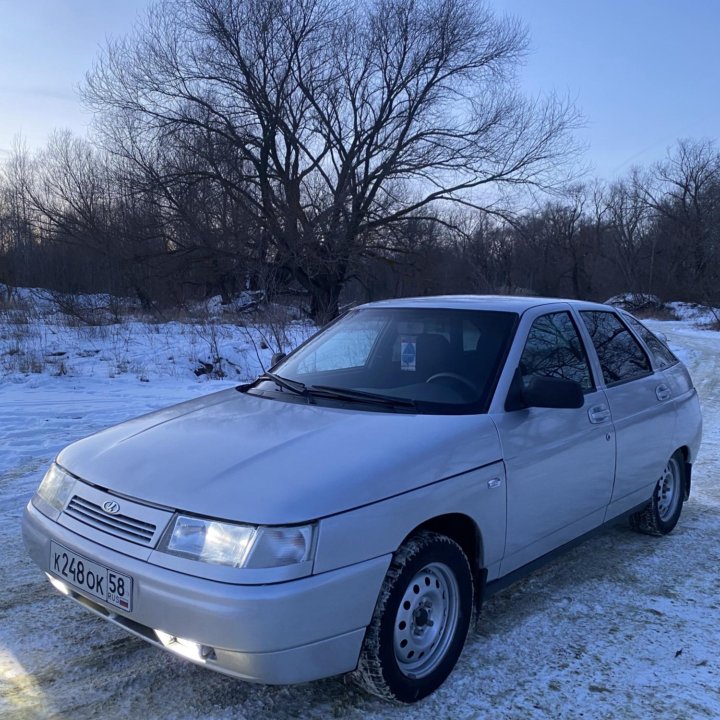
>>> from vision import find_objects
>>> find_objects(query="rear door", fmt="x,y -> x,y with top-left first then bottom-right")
491,307 -> 616,574
578,310 -> 677,518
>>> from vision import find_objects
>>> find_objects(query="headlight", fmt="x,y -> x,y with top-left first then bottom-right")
36,464 -> 76,513
163,516 -> 256,567
161,515 -> 315,569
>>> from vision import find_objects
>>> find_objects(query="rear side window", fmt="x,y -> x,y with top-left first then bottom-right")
519,312 -> 594,391
622,314 -> 678,369
580,311 -> 651,385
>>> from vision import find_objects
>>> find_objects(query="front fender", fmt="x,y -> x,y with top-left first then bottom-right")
314,461 -> 506,580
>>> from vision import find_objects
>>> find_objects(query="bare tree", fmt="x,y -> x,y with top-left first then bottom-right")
84,0 -> 579,321
510,185 -> 589,298
605,172 -> 653,293
646,140 -> 720,300
0,139 -> 38,290
26,132 -> 167,305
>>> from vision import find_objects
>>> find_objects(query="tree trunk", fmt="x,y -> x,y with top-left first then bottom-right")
308,273 -> 343,325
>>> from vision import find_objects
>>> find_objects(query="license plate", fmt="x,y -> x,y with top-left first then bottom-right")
50,541 -> 133,612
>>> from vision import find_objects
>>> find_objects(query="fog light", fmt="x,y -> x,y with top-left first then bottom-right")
46,573 -> 70,596
154,629 -> 215,662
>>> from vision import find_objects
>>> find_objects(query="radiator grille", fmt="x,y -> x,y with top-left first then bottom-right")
65,495 -> 157,545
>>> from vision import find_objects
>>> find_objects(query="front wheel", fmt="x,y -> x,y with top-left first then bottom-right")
352,531 -> 474,703
629,452 -> 686,536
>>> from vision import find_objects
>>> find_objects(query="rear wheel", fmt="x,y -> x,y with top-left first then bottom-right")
352,531 -> 473,703
629,452 -> 685,536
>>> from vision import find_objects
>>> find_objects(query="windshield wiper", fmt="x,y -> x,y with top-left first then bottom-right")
309,385 -> 416,409
255,372 -> 308,396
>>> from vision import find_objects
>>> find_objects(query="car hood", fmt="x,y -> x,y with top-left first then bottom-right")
57,389 -> 502,525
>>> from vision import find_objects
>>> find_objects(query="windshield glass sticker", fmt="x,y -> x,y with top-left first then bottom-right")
401,338 -> 417,371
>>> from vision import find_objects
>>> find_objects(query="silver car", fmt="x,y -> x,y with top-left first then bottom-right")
23,296 -> 702,703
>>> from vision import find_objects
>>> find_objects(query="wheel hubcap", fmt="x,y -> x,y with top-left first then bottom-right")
656,458 -> 681,522
393,562 -> 460,678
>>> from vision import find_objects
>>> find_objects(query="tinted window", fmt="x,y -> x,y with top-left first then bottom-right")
519,312 -> 593,391
580,311 -> 651,385
622,314 -> 678,369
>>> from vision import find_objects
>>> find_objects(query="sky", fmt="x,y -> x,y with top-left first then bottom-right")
0,0 -> 718,181
493,0 -> 720,179
0,0 -> 148,154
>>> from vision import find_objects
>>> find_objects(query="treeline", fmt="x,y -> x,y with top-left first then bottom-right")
0,0 -> 718,319
2,135 -> 718,314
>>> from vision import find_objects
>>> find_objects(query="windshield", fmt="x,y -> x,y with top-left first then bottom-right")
266,307 -> 517,414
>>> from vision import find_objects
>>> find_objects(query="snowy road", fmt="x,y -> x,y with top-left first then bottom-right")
1,323 -> 719,719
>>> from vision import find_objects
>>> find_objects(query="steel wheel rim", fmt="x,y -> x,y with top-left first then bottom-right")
393,562 -> 460,679
656,458 -> 681,522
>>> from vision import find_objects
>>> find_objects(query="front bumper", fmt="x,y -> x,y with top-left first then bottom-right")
23,502 -> 390,684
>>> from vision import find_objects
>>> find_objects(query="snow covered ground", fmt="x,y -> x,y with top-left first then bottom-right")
1,316 -> 719,719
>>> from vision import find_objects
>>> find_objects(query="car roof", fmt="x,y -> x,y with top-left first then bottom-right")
357,294 -> 613,314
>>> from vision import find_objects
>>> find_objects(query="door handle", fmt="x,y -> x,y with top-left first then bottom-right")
588,404 -> 611,424
656,384 -> 672,401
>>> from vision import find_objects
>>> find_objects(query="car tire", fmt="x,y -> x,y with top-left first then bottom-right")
352,531 -> 474,704
629,452 -> 686,536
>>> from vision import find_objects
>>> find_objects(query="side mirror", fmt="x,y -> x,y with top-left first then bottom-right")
655,331 -> 669,345
522,375 -> 584,409
270,351 -> 286,367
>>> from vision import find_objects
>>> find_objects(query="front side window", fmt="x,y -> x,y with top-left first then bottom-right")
518,312 -> 594,391
264,307 -> 518,414
580,311 -> 651,385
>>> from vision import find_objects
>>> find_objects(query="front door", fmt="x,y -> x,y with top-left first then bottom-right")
492,310 -> 616,574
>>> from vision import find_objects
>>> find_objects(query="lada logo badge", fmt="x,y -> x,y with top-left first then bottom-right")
102,500 -> 121,515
